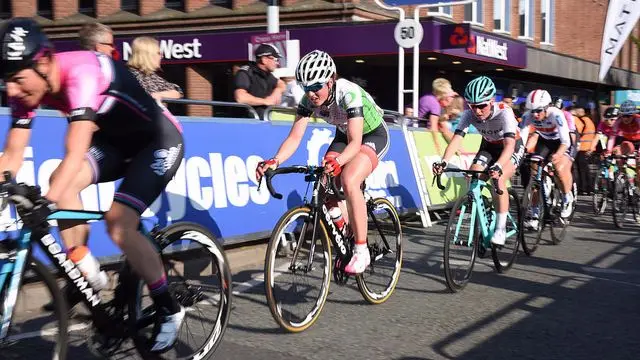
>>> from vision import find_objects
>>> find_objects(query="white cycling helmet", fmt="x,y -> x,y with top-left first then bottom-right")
295,50 -> 336,86
526,89 -> 552,110
620,100 -> 638,115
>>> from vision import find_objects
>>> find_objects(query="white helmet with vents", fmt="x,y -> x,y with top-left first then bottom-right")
526,89 -> 552,110
295,50 -> 336,86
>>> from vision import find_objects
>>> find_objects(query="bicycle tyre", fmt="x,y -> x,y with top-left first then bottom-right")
356,197 -> 403,304
0,255 -> 69,360
443,195 -> 478,292
264,205 -> 332,333
613,173 -> 630,229
129,222 -> 232,360
520,180 -> 545,255
592,170 -> 608,215
491,188 -> 521,273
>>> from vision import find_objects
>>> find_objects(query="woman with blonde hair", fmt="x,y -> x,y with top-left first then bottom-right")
127,36 -> 183,101
418,77 -> 458,152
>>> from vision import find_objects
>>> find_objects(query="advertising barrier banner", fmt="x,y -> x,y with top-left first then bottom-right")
410,129 -> 482,207
0,112 -> 422,259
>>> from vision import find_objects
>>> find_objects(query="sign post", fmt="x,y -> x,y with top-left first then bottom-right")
374,0 -> 476,228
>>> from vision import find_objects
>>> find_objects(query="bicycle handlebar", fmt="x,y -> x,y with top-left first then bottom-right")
261,166 -> 344,200
434,168 -> 504,195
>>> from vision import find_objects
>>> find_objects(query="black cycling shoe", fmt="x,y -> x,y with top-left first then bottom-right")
42,283 -> 83,312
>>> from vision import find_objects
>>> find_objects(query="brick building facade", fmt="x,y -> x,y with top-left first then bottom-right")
1,0 -> 638,116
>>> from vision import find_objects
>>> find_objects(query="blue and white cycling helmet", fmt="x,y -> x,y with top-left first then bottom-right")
620,100 -> 638,116
463,76 -> 496,104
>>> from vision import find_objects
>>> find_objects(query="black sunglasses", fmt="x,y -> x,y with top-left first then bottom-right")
303,82 -> 325,93
469,102 -> 489,110
531,108 -> 546,114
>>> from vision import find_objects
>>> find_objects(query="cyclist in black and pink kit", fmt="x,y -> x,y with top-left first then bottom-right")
0,18 -> 184,352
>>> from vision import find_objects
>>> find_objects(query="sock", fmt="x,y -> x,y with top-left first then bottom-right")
354,243 -> 368,254
564,192 -> 573,202
149,275 -> 180,314
496,212 -> 507,230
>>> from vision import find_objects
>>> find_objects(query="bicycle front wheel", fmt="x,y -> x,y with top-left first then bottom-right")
443,195 -> 479,292
264,205 -> 332,333
521,180 -> 545,255
491,188 -> 522,273
356,197 -> 403,304
613,173 -> 631,228
592,170 -> 608,215
129,222 -> 232,360
0,255 -> 69,360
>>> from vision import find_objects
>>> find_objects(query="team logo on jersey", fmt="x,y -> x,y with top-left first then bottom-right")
150,144 -> 182,176
6,27 -> 29,60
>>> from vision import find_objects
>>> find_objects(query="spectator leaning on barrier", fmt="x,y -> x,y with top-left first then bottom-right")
418,78 -> 457,153
127,36 -> 183,103
78,22 -> 118,59
234,43 -> 286,119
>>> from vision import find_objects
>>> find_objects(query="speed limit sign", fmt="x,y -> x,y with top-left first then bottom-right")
394,19 -> 424,48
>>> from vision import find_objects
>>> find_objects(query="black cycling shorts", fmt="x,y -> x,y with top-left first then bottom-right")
532,137 -> 573,163
473,138 -> 525,168
86,115 -> 184,214
326,122 -> 390,170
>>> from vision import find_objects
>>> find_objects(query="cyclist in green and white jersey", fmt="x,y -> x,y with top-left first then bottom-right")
256,50 -> 389,274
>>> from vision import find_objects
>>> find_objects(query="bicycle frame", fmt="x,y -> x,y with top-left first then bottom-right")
0,208 -> 155,341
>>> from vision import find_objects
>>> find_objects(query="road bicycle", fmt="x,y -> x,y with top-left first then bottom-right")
435,168 -> 522,293
262,165 -> 402,332
0,173 -> 232,360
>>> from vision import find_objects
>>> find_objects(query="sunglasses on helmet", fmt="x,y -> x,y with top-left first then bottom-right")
303,82 -> 325,93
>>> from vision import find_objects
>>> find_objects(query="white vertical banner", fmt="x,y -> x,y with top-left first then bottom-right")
599,0 -> 640,82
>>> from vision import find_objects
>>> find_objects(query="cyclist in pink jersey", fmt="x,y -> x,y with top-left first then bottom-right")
592,107 -> 619,154
0,18 -> 184,352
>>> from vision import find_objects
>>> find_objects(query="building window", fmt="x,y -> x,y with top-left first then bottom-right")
166,1 -> 185,11
519,0 -> 534,38
541,0 -> 554,44
122,0 -> 139,13
0,0 -> 11,19
79,0 -> 95,16
493,0 -> 511,32
37,0 -> 52,18
210,0 -> 231,5
428,6 -> 453,18
464,0 -> 484,25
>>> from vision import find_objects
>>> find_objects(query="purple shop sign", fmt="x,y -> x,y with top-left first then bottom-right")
51,20 -> 526,68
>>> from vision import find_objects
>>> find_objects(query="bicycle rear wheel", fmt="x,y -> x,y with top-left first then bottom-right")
356,197 -> 402,304
520,180 -> 545,255
264,206 -> 332,333
443,195 -> 478,292
129,222 -> 232,360
0,255 -> 69,360
491,188 -> 521,273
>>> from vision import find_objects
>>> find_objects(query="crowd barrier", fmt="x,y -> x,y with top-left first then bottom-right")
0,107 -> 443,260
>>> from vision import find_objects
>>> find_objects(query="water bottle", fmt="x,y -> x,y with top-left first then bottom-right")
328,207 -> 346,234
69,246 -> 108,291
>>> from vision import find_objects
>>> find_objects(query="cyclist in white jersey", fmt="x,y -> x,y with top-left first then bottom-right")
519,89 -> 574,221
256,50 -> 389,274
433,76 -> 525,246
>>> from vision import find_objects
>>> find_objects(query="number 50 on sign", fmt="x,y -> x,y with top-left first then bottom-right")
394,19 -> 424,48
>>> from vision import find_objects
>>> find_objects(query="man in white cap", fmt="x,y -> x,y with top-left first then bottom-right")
234,43 -> 286,119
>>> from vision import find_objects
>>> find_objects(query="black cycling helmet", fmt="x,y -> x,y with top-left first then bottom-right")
603,106 -> 620,119
0,18 -> 53,79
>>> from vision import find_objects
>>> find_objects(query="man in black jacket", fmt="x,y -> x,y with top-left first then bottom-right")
234,43 -> 286,119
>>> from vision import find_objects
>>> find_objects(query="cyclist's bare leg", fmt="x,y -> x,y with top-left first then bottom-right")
51,160 -> 93,250
493,161 -> 515,214
104,202 -> 165,285
552,154 -> 573,194
341,153 -> 373,245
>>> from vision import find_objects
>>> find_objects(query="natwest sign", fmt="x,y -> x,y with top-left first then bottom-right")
467,34 -> 508,61
122,38 -> 203,61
